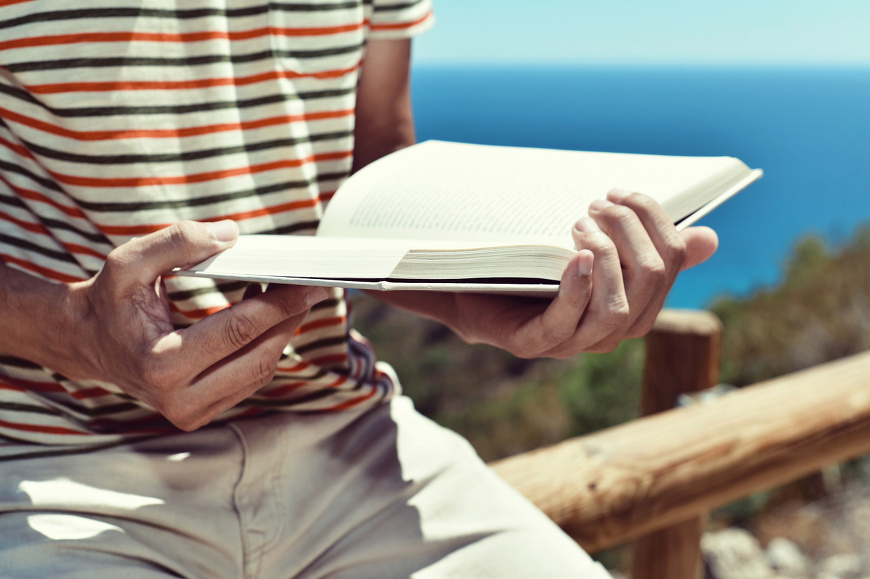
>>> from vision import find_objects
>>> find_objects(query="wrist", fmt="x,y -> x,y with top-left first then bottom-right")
0,266 -> 91,377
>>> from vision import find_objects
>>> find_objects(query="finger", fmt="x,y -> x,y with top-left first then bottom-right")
603,191 -> 686,337
161,315 -> 303,431
157,284 -> 328,386
104,220 -> 238,288
540,216 -> 629,355
680,226 -> 719,270
587,198 -> 664,342
512,249 -> 594,357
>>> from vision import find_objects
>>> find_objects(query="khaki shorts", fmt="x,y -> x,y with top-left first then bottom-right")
0,396 -> 610,578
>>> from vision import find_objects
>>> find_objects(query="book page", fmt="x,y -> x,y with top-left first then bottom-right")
318,141 -> 750,247
182,235 -> 571,281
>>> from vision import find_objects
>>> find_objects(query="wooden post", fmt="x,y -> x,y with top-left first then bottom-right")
632,310 -> 722,579
490,350 -> 870,552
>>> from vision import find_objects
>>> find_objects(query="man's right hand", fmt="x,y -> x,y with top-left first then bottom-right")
38,221 -> 325,431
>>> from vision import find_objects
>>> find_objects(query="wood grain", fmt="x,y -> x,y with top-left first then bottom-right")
491,349 -> 870,553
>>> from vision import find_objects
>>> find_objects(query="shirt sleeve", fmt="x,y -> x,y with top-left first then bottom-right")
366,0 -> 435,40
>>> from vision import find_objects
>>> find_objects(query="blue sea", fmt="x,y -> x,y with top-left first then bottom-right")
411,66 -> 870,309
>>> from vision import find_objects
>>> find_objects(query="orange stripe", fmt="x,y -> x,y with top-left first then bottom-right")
0,106 -> 353,142
63,243 -> 107,260
0,133 -> 35,160
324,384 -> 379,411
26,63 -> 360,95
1,376 -> 65,394
297,316 -> 345,335
370,10 -> 433,31
0,174 -> 87,219
318,191 -> 337,203
0,24 -> 364,52
259,374 -> 347,399
51,150 -> 351,188
0,254 -> 85,283
308,353 -> 348,367
98,197 -> 321,236
275,360 -> 312,373
0,0 -> 32,6
0,210 -> 47,235
217,195 -> 322,224
271,22 -> 365,37
0,232 -> 100,277
0,418 -> 88,436
70,386 -> 114,400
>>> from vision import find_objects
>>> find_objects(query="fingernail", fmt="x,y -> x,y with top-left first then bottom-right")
607,188 -> 632,202
577,250 -> 594,276
208,220 -> 238,242
589,199 -> 613,212
307,287 -> 330,306
574,216 -> 601,233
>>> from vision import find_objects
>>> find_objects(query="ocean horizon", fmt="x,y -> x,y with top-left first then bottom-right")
411,64 -> 870,309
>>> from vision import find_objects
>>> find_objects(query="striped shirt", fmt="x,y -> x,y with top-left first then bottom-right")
0,0 -> 434,451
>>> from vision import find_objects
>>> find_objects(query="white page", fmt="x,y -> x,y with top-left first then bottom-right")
319,141 -> 748,247
182,235 -> 569,280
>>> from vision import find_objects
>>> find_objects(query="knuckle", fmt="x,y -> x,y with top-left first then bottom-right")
159,399 -> 200,431
623,192 -> 656,212
139,362 -> 178,392
541,323 -> 575,347
278,295 -> 308,320
152,395 -> 181,420
602,300 -> 631,332
581,229 -> 617,255
663,232 -> 688,268
250,353 -> 278,389
99,249 -> 131,282
602,203 -> 636,226
223,313 -> 260,351
638,254 -> 667,282
165,220 -> 199,246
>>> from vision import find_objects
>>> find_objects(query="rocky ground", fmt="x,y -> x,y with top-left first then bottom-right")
609,480 -> 870,579
702,480 -> 870,579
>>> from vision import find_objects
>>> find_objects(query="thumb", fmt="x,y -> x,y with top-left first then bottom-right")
106,220 -> 238,287
680,226 -> 719,271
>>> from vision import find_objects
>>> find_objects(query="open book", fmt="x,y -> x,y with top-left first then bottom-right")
181,140 -> 762,295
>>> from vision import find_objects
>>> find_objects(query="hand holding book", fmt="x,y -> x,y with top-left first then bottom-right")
375,188 -> 719,358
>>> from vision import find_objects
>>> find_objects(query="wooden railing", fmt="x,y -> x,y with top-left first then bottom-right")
490,309 -> 870,578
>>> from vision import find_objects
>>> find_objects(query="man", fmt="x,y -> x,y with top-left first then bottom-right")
0,1 -> 717,577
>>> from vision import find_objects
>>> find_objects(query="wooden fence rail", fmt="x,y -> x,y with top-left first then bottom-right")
490,310 -> 870,576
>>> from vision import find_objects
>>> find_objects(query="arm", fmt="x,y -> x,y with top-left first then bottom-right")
352,39 -> 719,359
0,221 -> 326,431
352,38 -> 417,173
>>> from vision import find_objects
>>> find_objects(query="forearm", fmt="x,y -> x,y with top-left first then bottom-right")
351,38 -> 417,174
0,264 -> 76,370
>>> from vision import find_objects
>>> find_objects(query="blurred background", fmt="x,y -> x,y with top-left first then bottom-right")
352,1 -> 870,575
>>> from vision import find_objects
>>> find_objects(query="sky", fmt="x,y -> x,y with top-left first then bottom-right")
413,0 -> 870,67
